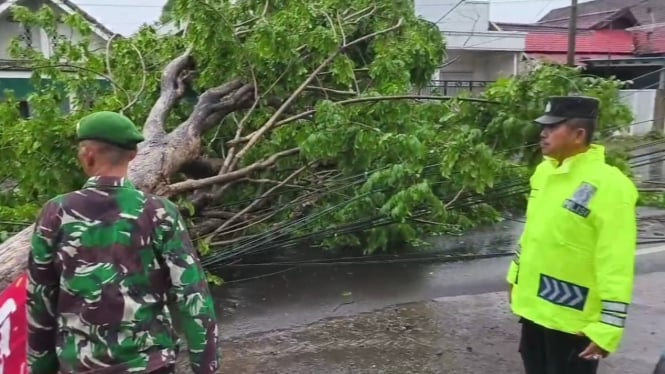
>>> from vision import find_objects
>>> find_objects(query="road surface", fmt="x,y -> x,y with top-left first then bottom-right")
173,212 -> 665,373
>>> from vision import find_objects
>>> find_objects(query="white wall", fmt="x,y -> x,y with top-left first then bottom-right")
444,30 -> 525,51
416,0 -> 489,32
620,89 -> 658,136
415,0 -> 525,91
440,50 -> 522,81
0,0 -> 105,60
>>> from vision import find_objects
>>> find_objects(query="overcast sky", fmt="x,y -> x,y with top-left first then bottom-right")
73,0 -> 591,36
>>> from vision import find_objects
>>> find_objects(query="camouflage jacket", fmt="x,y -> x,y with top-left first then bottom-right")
27,176 -> 220,373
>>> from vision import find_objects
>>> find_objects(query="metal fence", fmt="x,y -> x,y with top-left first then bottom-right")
419,80 -> 493,96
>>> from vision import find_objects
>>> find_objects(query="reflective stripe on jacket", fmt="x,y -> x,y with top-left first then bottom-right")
506,144 -> 638,353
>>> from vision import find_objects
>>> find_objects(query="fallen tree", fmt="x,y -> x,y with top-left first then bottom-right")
0,0 -> 633,288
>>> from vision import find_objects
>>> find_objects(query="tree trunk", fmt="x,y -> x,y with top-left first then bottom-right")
0,226 -> 32,289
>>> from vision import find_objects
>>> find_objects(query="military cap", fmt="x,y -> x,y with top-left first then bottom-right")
76,111 -> 144,149
535,96 -> 600,126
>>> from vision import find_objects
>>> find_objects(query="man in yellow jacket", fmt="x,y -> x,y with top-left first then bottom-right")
506,95 -> 638,374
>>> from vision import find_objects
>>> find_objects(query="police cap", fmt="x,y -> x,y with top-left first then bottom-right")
76,111 -> 144,149
535,96 -> 600,126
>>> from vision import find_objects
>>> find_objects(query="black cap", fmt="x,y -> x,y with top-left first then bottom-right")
535,96 -> 600,125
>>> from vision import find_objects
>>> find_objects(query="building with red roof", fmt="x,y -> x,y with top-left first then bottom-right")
631,23 -> 665,56
492,1 -> 665,136
491,6 -> 665,90
523,28 -> 635,64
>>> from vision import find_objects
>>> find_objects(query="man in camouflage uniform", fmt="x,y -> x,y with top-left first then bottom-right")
27,111 -> 220,373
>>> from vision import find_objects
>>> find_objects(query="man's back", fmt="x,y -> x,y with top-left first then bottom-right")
28,176 -> 219,373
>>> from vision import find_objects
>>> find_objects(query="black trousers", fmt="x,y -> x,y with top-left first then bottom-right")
654,353 -> 665,374
519,319 -> 599,374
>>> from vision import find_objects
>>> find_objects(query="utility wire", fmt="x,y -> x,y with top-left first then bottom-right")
201,132 -> 665,269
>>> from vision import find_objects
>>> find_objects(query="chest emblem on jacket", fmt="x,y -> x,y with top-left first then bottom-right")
562,182 -> 596,218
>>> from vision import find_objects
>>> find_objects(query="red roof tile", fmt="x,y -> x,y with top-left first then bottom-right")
538,9 -> 637,29
633,25 -> 665,55
525,29 -> 635,54
540,0 -> 665,26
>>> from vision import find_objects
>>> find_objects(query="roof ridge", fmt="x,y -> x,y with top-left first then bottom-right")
59,0 -> 115,37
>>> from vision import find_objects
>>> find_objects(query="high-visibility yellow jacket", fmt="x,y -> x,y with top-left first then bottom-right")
507,144 -> 638,353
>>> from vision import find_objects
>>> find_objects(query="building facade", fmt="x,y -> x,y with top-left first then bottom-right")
0,0 -> 112,116
415,0 -> 526,96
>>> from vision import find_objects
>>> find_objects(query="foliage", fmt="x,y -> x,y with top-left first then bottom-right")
161,0 -> 176,23
0,1 -> 634,259
639,192 -> 665,208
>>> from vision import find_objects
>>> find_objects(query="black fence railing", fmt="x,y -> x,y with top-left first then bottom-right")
419,80 -> 493,96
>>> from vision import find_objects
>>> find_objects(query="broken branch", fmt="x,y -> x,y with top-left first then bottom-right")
183,79 -> 255,136
166,147 -> 300,195
445,187 -> 465,209
208,162 -> 312,238
227,95 -> 494,146
144,47 -> 193,139
230,18 -> 405,163
122,41 -> 148,113
305,86 -> 358,96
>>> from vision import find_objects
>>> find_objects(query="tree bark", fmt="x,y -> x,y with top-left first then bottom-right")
0,226 -> 32,289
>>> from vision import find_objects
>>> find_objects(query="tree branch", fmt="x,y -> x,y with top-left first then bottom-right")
227,95 -> 494,146
247,178 -> 314,190
189,179 -> 246,214
144,47 -> 194,140
182,79 -> 255,136
122,41 -> 148,113
208,163 -> 312,238
201,210 -> 255,220
165,148 -> 300,195
445,187 -> 465,209
104,33 -> 121,99
178,157 -> 225,179
305,86 -> 358,96
230,18 -> 405,164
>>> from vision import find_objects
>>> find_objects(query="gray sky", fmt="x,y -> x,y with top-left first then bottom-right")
73,0 -> 591,36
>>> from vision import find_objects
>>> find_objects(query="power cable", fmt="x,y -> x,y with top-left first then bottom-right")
201,134 -> 665,269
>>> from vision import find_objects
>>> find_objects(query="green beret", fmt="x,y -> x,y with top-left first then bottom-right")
76,111 -> 144,149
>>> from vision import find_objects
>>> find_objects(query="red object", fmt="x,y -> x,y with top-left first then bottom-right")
525,29 -> 636,54
0,274 -> 27,374
633,26 -> 665,55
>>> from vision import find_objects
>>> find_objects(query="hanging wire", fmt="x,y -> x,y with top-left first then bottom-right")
200,119 -> 665,270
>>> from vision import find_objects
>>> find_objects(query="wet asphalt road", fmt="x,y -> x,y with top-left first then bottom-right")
213,210 -> 665,339
173,209 -> 665,373
215,271 -> 665,374
195,251 -> 665,374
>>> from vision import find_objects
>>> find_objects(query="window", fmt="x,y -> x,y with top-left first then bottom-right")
18,26 -> 32,48
17,101 -> 30,119
50,34 -> 67,50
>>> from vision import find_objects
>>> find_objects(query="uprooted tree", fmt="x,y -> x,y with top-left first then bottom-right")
0,0 -> 633,287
